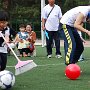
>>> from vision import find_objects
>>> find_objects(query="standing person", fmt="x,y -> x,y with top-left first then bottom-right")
7,23 -> 16,42
0,11 -> 9,71
42,0 -> 62,58
4,22 -> 16,41
14,24 -> 29,57
4,22 -> 16,55
60,6 -> 90,65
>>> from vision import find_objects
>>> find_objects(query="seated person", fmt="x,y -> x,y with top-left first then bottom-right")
14,24 -> 29,57
26,23 -> 36,57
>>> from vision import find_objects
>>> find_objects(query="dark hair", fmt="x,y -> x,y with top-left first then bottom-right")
0,11 -> 9,21
19,24 -> 26,28
26,23 -> 32,28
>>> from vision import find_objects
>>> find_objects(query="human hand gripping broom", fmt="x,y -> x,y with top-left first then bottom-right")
0,32 -> 37,75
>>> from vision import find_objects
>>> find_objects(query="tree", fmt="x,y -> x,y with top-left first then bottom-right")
77,0 -> 90,5
63,0 -> 78,13
0,0 -> 40,19
61,0 -> 90,14
0,0 -> 41,38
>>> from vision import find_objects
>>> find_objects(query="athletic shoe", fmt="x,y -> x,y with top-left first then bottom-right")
78,58 -> 84,61
47,55 -> 52,58
56,55 -> 62,58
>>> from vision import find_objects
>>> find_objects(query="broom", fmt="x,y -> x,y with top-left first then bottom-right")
0,32 -> 37,75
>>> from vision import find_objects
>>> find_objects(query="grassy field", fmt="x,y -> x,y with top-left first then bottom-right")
5,46 -> 90,90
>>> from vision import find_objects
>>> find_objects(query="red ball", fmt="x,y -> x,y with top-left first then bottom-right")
65,64 -> 81,80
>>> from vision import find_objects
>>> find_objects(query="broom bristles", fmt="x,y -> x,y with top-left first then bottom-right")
0,32 -> 37,75
15,60 -> 37,75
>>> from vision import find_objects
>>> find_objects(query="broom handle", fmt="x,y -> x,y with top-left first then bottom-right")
0,32 -> 20,61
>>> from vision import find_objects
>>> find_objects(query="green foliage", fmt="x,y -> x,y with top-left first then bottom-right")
77,0 -> 90,5
9,0 -> 40,19
63,0 -> 78,13
61,0 -> 90,13
11,6 -> 40,19
0,0 -> 40,23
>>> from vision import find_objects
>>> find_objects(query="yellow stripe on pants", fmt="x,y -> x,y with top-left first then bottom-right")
63,24 -> 72,64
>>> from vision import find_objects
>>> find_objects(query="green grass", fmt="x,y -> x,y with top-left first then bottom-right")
5,46 -> 90,90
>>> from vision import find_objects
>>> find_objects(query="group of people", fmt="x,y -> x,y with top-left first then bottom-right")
1,0 -> 90,71
0,12 -> 36,71
42,0 -> 90,65
14,24 -> 36,57
4,22 -> 36,57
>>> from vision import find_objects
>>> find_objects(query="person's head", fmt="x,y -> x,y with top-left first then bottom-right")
19,24 -> 26,32
26,24 -> 32,33
0,11 -> 9,30
48,0 -> 55,6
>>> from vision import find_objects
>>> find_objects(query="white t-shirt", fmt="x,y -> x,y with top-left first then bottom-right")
0,28 -> 10,53
42,4 -> 62,31
60,6 -> 90,27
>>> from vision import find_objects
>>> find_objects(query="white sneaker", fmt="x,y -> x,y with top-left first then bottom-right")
56,55 -> 62,58
47,55 -> 52,58
78,58 -> 84,61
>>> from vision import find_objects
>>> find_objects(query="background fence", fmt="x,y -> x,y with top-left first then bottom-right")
10,18 -> 41,39
10,18 -> 90,40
